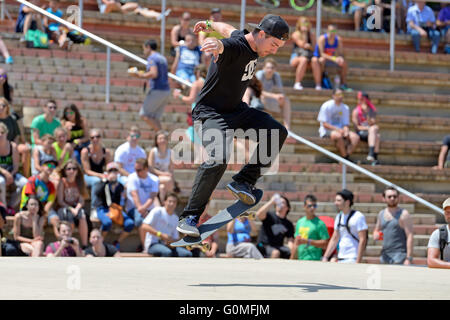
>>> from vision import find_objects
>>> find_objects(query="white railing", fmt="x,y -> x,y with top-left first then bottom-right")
15,0 -> 444,216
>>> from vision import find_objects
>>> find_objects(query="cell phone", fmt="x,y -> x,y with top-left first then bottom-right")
66,238 -> 74,244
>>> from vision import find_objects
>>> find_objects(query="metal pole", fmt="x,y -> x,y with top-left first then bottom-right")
160,0 -> 166,56
106,47 -> 111,103
240,0 -> 246,30
342,163 -> 347,190
1,0 -> 4,21
390,0 -> 396,71
78,0 -> 83,28
316,0 -> 322,43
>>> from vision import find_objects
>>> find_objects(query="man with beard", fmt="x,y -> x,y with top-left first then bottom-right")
373,187 -> 414,265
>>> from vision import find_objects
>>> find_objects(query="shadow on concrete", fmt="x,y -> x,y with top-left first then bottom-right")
190,282 -> 393,293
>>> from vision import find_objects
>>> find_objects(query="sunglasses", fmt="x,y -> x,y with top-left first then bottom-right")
130,134 -> 140,139
90,135 -> 101,140
135,168 -> 145,172
65,167 -> 77,171
45,163 -> 56,169
387,195 -> 398,199
0,74 -> 7,79
107,168 -> 119,173
307,204 -> 317,209
47,105 -> 57,110
65,111 -> 75,116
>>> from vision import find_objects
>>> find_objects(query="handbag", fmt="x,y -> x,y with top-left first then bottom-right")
105,183 -> 123,226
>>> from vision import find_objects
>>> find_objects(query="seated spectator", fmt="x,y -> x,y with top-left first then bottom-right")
1,202 -> 29,256
255,193 -> 295,259
0,37 -> 13,64
61,104 -> 90,164
45,221 -> 83,257
170,12 -> 193,57
322,189 -> 368,263
255,58 -> 292,130
226,215 -> 263,259
84,229 -> 120,257
126,158 -> 159,251
290,17 -> 318,90
243,76 -> 264,111
20,158 -> 57,224
407,0 -> 441,54
191,204 -> 219,258
290,194 -> 330,261
427,197 -> 450,269
437,3 -> 450,54
198,8 -> 225,66
30,100 -> 61,147
173,64 -> 207,144
148,130 -> 176,204
13,195 -> 45,257
92,162 -> 134,249
141,193 -> 192,257
0,123 -> 28,209
351,91 -> 380,165
311,24 -> 351,91
52,127 -> 73,168
44,0 -> 70,49
317,89 -> 360,160
0,94 -> 30,177
350,0 -> 371,31
81,128 -> 112,206
171,32 -> 203,84
114,126 -> 146,186
52,160 -> 89,248
433,135 -> 450,170
97,0 -> 167,18
31,134 -> 57,176
373,187 -> 414,265
15,0 -> 44,40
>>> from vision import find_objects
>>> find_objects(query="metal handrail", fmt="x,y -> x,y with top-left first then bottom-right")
15,0 -> 444,216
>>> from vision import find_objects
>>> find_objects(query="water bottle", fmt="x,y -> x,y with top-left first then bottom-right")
334,75 -> 340,89
273,193 -> 282,208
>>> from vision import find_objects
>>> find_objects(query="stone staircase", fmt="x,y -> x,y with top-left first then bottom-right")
0,0 -> 448,264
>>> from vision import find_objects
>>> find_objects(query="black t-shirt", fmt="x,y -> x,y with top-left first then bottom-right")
84,243 -> 117,257
444,135 -> 450,162
0,116 -> 20,142
194,29 -> 259,117
92,181 -> 124,209
258,211 -> 294,247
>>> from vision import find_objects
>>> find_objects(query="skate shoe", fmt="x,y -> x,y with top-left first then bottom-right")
177,215 -> 200,238
226,180 -> 257,205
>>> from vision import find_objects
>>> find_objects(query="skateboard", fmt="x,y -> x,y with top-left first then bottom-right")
171,189 -> 263,248
186,242 -> 211,253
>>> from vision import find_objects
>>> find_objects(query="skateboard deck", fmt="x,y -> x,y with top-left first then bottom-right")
171,189 -> 263,248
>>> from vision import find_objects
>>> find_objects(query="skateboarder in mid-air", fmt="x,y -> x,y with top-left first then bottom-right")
177,14 -> 290,237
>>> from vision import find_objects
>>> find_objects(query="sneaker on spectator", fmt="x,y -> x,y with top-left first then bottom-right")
371,160 -> 380,166
5,56 -> 13,64
367,155 -> 375,162
19,36 -> 26,42
293,82 -> 303,90
315,85 -> 322,91
340,84 -> 353,92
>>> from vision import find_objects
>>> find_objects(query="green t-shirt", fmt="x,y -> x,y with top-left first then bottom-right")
30,114 -> 61,146
294,216 -> 330,261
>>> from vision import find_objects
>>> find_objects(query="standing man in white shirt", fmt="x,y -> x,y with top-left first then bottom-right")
317,89 -> 360,161
141,193 -> 192,257
126,158 -> 159,251
114,126 -> 147,186
322,189 -> 368,263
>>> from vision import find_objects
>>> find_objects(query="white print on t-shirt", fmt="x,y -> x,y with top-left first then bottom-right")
241,59 -> 258,81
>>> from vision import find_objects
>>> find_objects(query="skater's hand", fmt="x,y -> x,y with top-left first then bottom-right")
193,21 -> 209,34
200,38 -> 223,63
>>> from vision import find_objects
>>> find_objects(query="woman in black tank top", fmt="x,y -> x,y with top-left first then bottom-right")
170,11 -> 192,56
61,104 -> 90,163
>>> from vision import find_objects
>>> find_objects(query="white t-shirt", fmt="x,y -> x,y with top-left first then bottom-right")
143,206 -> 179,252
334,210 -> 368,260
317,99 -> 350,138
125,172 -> 159,212
428,225 -> 450,262
114,142 -> 147,174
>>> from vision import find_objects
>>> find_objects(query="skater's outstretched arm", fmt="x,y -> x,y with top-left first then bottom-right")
193,20 -> 236,39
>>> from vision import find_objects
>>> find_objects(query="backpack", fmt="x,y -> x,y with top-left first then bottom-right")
321,71 -> 333,90
337,210 -> 368,248
439,225 -> 448,260
25,29 -> 49,49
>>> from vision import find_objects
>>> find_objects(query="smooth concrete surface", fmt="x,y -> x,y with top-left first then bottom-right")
0,258 -> 449,300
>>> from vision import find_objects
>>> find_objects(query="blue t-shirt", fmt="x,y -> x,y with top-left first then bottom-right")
15,4 -> 28,33
147,52 -> 170,91
406,4 -> 436,33
227,218 -> 252,244
177,45 -> 202,74
46,8 -> 63,32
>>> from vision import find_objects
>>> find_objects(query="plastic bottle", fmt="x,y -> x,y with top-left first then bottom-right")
273,193 -> 282,208
334,75 -> 340,89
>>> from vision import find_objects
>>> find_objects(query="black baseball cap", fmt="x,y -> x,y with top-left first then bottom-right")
248,14 -> 290,41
